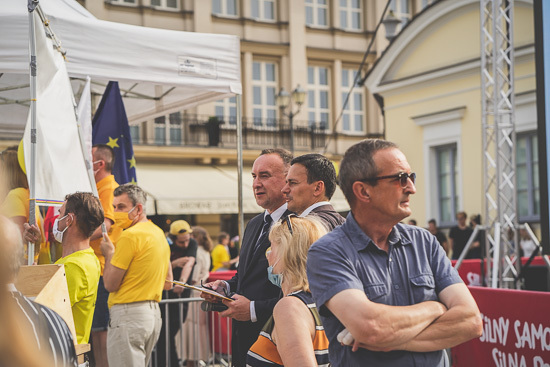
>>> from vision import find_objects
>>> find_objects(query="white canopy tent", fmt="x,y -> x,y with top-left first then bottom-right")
0,0 -> 242,131
0,0 -> 248,227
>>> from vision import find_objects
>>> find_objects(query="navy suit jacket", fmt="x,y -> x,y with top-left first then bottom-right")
226,211 -> 286,366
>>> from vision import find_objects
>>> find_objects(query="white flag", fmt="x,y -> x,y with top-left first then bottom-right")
77,76 -> 93,164
23,12 -> 92,206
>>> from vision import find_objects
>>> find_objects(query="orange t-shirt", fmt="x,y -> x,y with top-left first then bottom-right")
89,175 -> 119,274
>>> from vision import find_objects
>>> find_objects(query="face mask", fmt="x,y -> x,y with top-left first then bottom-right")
267,259 -> 283,288
114,206 -> 136,230
92,160 -> 102,176
52,214 -> 70,243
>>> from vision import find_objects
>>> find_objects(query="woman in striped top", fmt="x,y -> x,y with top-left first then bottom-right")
246,215 -> 330,367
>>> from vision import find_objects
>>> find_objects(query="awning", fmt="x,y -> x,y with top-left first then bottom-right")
139,164 -> 261,215
138,163 -> 350,216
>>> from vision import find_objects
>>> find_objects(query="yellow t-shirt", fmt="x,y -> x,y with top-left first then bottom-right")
55,247 -> 100,344
0,188 -> 46,263
89,175 -> 119,275
108,221 -> 170,308
211,244 -> 230,271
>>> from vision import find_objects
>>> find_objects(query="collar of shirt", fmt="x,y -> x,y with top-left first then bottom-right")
7,283 -> 17,292
343,212 -> 412,252
265,203 -> 288,223
299,201 -> 331,217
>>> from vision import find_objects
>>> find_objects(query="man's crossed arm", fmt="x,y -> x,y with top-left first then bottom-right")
327,283 -> 482,352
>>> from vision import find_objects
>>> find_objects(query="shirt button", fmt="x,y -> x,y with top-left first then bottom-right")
394,284 -> 400,290
389,258 -> 392,262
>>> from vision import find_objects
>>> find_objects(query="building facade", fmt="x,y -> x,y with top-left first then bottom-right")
365,0 -> 538,237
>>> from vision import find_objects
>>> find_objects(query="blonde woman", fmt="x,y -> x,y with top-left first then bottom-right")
247,215 -> 330,367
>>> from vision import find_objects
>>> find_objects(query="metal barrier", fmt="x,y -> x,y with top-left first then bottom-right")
150,297 -> 232,367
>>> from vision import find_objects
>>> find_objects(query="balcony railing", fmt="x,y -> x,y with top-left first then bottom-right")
135,114 -> 331,152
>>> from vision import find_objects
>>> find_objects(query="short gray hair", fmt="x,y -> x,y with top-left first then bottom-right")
114,183 -> 147,213
339,139 -> 397,206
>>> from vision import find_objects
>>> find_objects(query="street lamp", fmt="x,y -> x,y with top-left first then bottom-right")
277,84 -> 306,154
382,10 -> 402,41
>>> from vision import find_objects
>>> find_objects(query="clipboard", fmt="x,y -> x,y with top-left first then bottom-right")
170,280 -> 234,302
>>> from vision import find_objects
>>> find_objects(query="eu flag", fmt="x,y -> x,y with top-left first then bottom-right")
92,82 -> 137,185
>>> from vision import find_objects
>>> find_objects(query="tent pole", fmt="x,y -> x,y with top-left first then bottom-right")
236,94 -> 244,250
27,0 -> 39,265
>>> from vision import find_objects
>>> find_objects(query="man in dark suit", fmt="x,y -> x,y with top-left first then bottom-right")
282,153 -> 345,230
202,148 -> 292,367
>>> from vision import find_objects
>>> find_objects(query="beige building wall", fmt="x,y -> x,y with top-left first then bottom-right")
366,0 -> 536,228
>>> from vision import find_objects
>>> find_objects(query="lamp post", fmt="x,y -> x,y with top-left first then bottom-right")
276,84 -> 306,154
382,10 -> 402,41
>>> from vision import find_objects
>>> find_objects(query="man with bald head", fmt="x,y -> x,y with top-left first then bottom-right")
2,215 -> 77,366
202,148 -> 293,366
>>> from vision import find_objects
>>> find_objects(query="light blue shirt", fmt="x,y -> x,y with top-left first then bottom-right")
307,212 -> 462,367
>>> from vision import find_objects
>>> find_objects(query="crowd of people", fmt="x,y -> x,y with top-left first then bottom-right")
0,139 -> 488,367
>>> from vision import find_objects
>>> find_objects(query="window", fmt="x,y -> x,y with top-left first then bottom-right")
305,0 -> 328,27
252,61 -> 278,128
215,96 -> 237,126
307,66 -> 330,130
108,0 -> 137,5
154,116 -> 166,145
154,112 -> 182,145
390,0 -> 412,25
151,0 -> 179,10
341,68 -> 364,134
212,0 -> 237,16
436,144 -> 459,225
129,124 -> 141,144
169,112 -> 182,144
339,0 -> 362,30
517,132 -> 539,221
251,0 -> 275,21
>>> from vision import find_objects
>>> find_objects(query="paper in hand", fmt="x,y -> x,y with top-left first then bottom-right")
170,280 -> 234,301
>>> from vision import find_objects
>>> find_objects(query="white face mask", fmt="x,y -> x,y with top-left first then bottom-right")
52,214 -> 70,243
93,160 -> 102,176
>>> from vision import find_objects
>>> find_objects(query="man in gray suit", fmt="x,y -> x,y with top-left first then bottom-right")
282,153 -> 345,230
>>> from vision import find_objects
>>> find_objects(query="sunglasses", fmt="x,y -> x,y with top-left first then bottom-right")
281,213 -> 297,235
360,172 -> 416,188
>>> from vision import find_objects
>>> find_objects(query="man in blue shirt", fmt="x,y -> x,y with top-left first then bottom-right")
307,139 -> 482,367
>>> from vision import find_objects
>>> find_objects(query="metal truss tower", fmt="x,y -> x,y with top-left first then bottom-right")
480,0 -> 520,288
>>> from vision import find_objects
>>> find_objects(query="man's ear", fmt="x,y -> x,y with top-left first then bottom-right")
313,181 -> 325,197
352,181 -> 371,203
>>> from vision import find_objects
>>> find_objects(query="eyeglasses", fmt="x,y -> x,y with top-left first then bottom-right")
281,214 -> 297,235
360,172 -> 416,188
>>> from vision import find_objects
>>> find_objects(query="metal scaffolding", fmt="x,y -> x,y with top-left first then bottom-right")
480,0 -> 520,288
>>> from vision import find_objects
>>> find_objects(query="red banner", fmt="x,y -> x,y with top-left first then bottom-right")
452,257 -> 547,286
452,286 -> 550,367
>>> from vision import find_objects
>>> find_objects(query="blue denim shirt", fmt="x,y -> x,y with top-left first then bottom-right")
307,212 -> 462,367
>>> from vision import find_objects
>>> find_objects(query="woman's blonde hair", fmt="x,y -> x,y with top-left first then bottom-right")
268,216 -> 327,293
0,149 -> 28,192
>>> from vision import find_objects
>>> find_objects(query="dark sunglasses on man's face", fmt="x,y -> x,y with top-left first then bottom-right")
359,172 -> 416,188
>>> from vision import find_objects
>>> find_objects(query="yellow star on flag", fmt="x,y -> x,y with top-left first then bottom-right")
127,156 -> 136,169
106,137 -> 119,149
130,178 -> 137,185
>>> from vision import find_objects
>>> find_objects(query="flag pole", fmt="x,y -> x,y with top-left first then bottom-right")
27,0 -> 39,265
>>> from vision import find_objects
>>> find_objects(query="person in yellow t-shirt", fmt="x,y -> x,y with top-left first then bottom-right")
100,184 -> 173,367
211,232 -> 231,271
25,192 -> 103,345
0,149 -> 44,262
89,144 -> 119,367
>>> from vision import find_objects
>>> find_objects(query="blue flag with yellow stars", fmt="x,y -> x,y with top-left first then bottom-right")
92,81 -> 137,185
